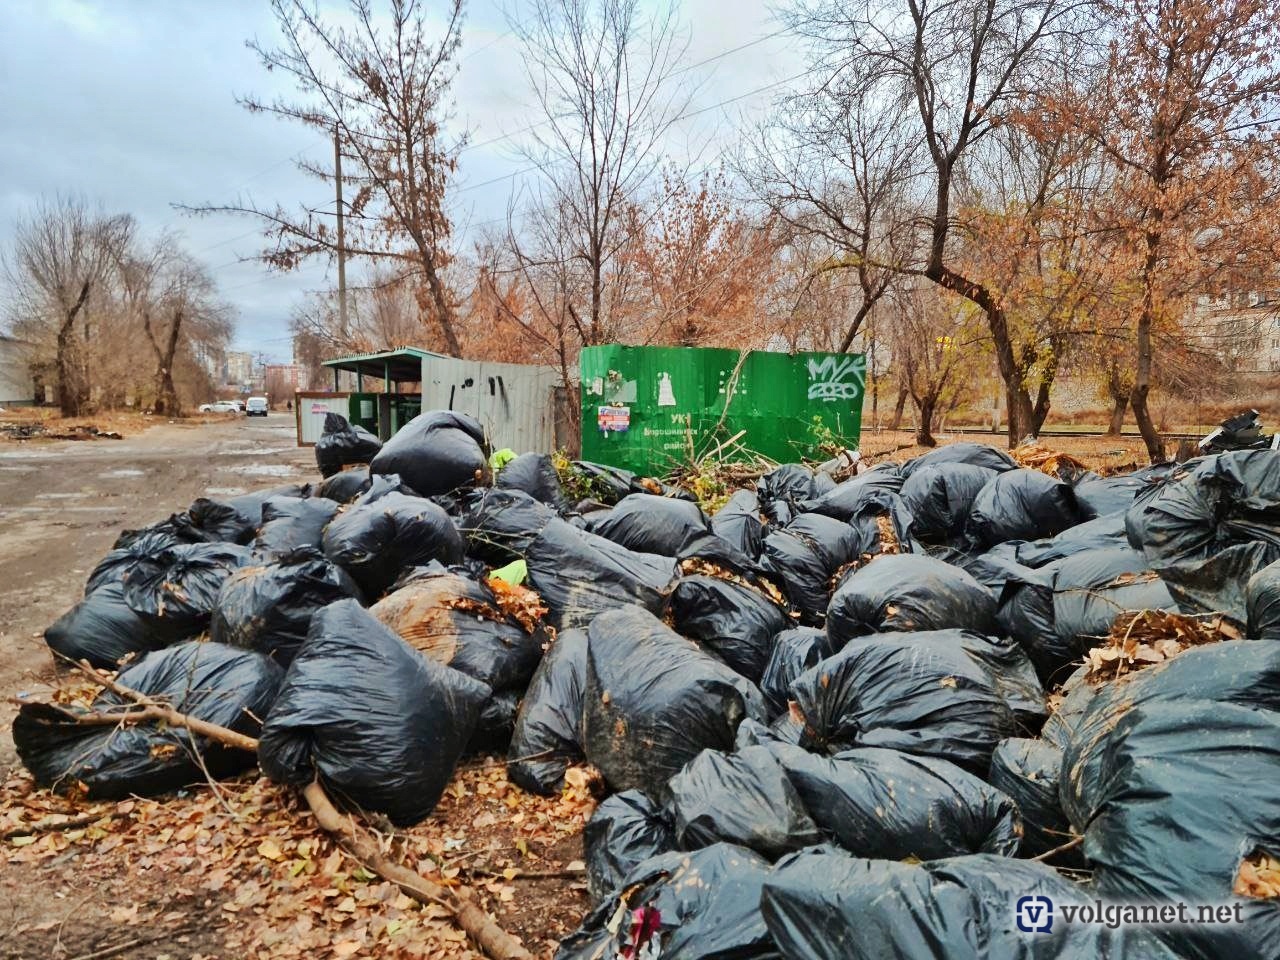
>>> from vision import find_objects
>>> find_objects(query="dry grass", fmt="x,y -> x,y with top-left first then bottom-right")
0,406 -> 234,443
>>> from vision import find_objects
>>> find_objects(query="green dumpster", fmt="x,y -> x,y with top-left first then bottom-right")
579,345 -> 865,474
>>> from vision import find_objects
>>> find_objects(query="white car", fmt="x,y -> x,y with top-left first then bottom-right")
199,400 -> 241,414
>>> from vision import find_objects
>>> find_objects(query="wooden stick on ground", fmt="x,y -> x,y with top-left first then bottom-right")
59,660 -> 534,960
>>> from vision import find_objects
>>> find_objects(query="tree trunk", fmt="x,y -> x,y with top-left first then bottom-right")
1132,229 -> 1166,463
57,281 -> 92,417
159,308 -> 184,416
914,395 -> 937,447
1107,394 -> 1128,436
1031,346 -> 1058,434
889,386 -> 909,431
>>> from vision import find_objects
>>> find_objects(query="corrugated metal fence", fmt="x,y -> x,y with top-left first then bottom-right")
420,357 -> 560,453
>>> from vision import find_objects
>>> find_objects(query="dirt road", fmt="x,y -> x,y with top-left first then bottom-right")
0,416 -> 314,771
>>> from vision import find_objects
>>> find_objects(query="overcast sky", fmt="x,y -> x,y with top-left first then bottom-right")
0,0 -> 804,361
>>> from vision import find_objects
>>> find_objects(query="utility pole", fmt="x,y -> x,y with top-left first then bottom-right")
334,124 -> 349,339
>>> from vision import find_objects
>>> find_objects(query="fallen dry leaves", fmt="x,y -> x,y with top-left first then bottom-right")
1235,849 -> 1280,899
1012,442 -> 1092,482
1083,609 -> 1241,681
2,756 -> 597,959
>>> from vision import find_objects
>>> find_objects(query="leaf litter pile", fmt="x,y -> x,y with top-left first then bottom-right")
1082,608 -> 1241,682
2,756 -> 596,958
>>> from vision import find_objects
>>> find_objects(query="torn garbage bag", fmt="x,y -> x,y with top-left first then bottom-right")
582,606 -> 766,792
259,599 -> 491,827
582,790 -> 677,903
211,550 -> 362,667
557,844 -> 776,960
507,628 -> 588,795
826,553 -> 997,644
369,565 -> 545,691
14,641 -> 282,799
369,410 -> 489,497
321,490 -> 464,598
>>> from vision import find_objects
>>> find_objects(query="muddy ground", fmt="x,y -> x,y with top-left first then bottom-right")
0,416 -> 315,959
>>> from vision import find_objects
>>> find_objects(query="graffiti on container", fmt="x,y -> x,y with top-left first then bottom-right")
806,356 -> 863,401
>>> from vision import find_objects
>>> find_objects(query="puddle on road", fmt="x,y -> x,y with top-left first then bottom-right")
220,446 -> 299,457
204,486 -> 247,496
101,468 -> 146,478
35,492 -> 85,500
0,464 -> 37,472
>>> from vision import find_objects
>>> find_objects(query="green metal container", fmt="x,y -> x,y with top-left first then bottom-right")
579,345 -> 865,474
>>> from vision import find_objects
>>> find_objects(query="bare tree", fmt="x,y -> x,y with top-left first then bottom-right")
194,0 -> 466,353
748,85 -> 917,352
4,197 -> 131,415
787,0 -> 1095,445
509,0 -> 693,345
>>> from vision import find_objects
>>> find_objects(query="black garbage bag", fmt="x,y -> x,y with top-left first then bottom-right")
666,575 -> 789,680
755,739 -> 1020,860
1039,666 -> 1099,749
507,629 -> 588,795
465,689 -> 521,756
495,452 -> 569,510
757,463 -> 827,524
759,513 -> 860,623
582,606 -> 766,792
941,541 -> 1028,594
369,566 -> 545,691
1126,449 -> 1280,620
590,493 -> 711,555
583,790 -> 677,903
259,600 -> 491,827
899,441 -> 1018,479
314,467 -> 374,504
803,466 -> 905,522
965,469 -> 1083,550
710,489 -> 766,559
322,490 -> 464,598
252,496 -> 340,558
159,497 -> 261,545
995,562 -> 1063,681
827,553 -> 997,644
14,642 -> 282,799
315,413 -> 382,478
840,487 -> 918,559
44,582 -> 181,670
225,484 -> 313,524
1248,560 -> 1280,639
84,530 -> 182,596
210,550 -> 362,667
1060,641 -> 1280,960
369,410 -> 489,498
1015,512 -> 1128,567
900,463 -> 998,544
790,631 -> 1035,774
761,849 -> 1139,960
665,744 -> 822,860
466,490 -> 677,630
558,843 -> 776,960
760,627 -> 832,718
1073,472 -> 1152,520
988,737 -> 1076,861
122,541 -> 252,637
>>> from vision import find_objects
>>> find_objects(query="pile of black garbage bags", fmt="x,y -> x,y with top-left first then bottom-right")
16,416 -> 1280,959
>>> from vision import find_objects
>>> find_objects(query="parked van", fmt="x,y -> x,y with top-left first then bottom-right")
246,396 -> 269,417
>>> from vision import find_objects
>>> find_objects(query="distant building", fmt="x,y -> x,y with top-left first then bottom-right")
224,351 -> 254,386
264,363 -> 304,396
1192,291 -> 1280,372
0,335 -> 35,407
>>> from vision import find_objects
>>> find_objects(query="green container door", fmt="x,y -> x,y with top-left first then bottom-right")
580,345 -> 865,474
